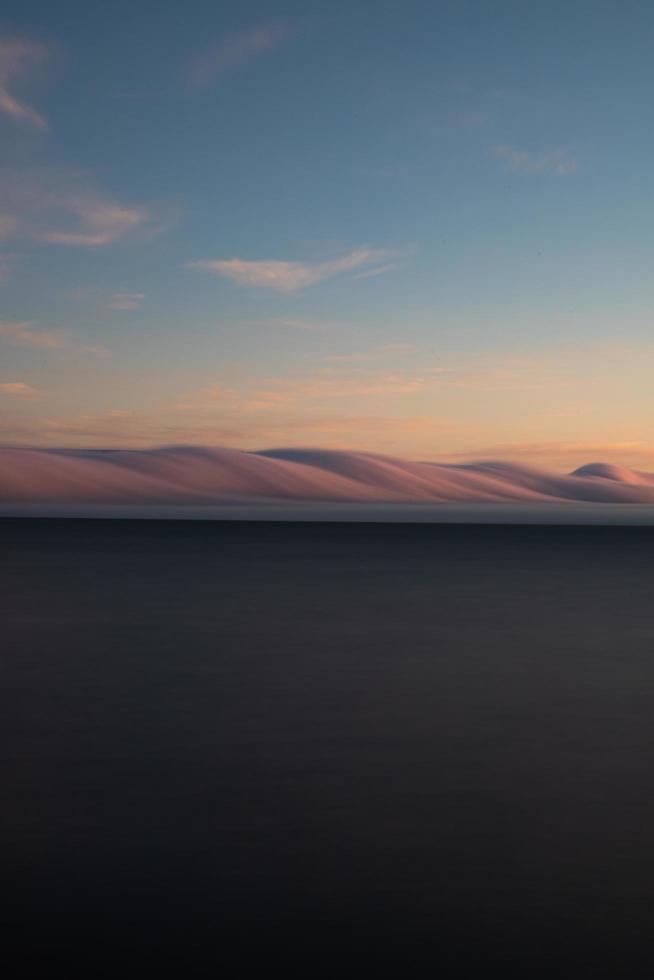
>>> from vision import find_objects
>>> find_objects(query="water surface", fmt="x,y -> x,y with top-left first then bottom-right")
3,519 -> 654,973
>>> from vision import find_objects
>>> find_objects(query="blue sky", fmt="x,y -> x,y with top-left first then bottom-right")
1,0 -> 653,467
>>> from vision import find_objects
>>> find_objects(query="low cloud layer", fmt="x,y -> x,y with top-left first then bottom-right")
2,446 -> 654,508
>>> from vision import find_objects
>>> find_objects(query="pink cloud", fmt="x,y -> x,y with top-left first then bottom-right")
188,248 -> 398,293
1,446 -> 654,507
0,39 -> 49,131
0,172 -> 159,249
188,23 -> 292,86
0,381 -> 36,396
39,200 -> 149,247
0,320 -> 107,354
0,252 -> 16,281
324,343 -> 419,363
108,292 -> 145,310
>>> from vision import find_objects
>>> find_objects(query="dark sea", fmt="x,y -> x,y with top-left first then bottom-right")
3,518 -> 654,975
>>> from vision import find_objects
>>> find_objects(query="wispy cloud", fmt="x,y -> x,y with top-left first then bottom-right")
188,22 -> 292,86
459,112 -> 487,129
108,292 -> 145,310
324,343 -> 419,363
188,248 -> 399,293
279,374 -> 430,398
247,317 -> 347,331
0,320 -> 107,354
352,261 -> 406,281
180,367 -> 436,411
0,214 -> 19,239
39,199 -> 150,247
175,384 -> 239,410
0,408 -> 455,452
0,171 -> 159,248
0,381 -> 36,396
0,39 -> 49,131
492,144 -> 577,175
0,252 -> 16,281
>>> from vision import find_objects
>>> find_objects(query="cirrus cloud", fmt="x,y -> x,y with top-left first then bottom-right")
0,381 -> 36,396
492,144 -> 577,175
187,247 -> 401,293
0,39 -> 49,132
38,198 -> 150,247
0,320 -> 107,354
108,292 -> 145,310
0,171 -> 160,248
187,22 -> 292,86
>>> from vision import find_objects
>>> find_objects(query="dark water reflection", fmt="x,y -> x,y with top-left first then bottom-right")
3,519 -> 654,973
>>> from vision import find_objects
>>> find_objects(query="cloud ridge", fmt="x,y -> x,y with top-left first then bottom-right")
2,446 -> 654,506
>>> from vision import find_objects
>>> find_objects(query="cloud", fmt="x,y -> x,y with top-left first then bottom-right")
0,320 -> 107,354
0,214 -> 19,239
175,384 -> 239,410
0,412 -> 455,454
188,248 -> 399,293
492,144 -> 577,175
180,367 -> 437,412
324,343 -> 419,363
0,171 -> 159,248
38,199 -> 150,247
460,112 -> 487,129
247,317 -> 347,330
0,39 -> 49,131
0,381 -> 36,396
188,22 -> 291,86
3,445 -> 654,508
108,292 -> 145,310
453,441 -> 654,464
352,262 -> 405,281
0,252 -> 16,281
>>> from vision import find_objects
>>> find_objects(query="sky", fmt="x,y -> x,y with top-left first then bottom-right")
1,0 -> 653,471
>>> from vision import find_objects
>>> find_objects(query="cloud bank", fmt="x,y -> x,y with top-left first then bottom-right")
2,446 -> 654,508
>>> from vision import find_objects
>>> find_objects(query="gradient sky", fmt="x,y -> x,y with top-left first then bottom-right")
1,0 -> 653,470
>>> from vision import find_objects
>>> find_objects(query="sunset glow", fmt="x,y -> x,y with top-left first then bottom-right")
2,3 -> 654,476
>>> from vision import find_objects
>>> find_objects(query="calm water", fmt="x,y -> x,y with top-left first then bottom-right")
3,519 -> 654,973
